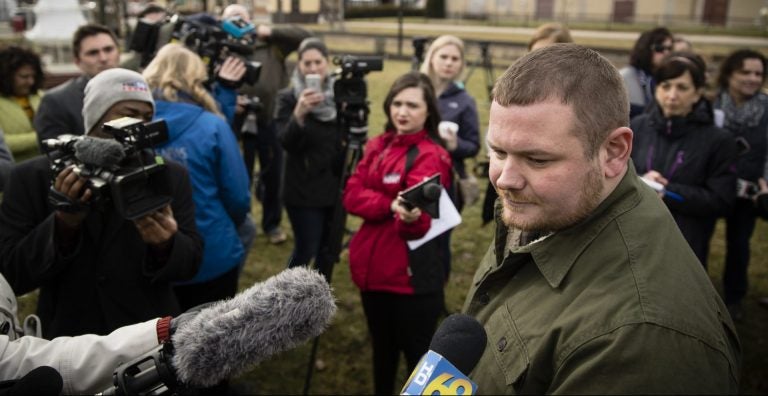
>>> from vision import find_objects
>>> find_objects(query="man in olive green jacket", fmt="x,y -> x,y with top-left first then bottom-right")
464,44 -> 740,394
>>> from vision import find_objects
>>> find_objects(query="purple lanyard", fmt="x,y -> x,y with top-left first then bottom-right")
646,121 -> 685,179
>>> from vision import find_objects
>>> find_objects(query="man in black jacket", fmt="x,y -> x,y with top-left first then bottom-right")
33,24 -> 120,144
0,68 -> 202,338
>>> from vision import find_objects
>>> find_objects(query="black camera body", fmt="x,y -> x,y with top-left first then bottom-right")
176,17 -> 262,86
42,118 -> 173,220
332,55 -> 384,140
130,14 -> 262,86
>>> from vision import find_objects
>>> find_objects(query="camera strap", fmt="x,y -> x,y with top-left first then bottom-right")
401,145 -> 419,189
47,187 -> 89,213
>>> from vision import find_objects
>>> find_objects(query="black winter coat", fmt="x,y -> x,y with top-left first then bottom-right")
0,155 -> 203,338
274,88 -> 344,208
631,100 -> 738,265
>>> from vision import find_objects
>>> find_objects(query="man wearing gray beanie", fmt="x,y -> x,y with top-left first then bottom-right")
0,68 -> 203,339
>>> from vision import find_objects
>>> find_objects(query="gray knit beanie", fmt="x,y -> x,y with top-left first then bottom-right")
82,68 -> 154,134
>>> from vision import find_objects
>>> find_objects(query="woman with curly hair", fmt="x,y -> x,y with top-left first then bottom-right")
713,49 -> 768,321
0,45 -> 45,159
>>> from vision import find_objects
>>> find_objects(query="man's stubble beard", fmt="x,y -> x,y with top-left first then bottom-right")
498,164 -> 604,233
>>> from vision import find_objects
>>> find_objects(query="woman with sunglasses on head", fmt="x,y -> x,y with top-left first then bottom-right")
712,49 -> 768,322
631,52 -> 737,268
620,27 -> 674,119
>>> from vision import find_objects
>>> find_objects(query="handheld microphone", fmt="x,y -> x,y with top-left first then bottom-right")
102,267 -> 336,394
73,137 -> 126,168
401,314 -> 487,395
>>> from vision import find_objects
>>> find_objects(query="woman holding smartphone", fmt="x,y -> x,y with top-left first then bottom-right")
274,38 -> 343,277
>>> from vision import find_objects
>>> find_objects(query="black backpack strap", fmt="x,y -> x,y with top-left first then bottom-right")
402,145 -> 419,188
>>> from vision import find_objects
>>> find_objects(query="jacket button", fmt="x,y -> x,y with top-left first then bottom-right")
497,337 -> 507,352
478,293 -> 490,305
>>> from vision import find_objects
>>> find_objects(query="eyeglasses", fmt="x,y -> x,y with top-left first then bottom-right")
652,43 -> 673,53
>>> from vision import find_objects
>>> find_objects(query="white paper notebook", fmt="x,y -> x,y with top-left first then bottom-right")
407,187 -> 462,250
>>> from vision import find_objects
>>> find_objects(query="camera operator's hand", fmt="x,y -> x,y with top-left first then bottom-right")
134,205 -> 177,247
642,170 -> 668,199
293,89 -> 324,126
392,196 -> 421,224
217,56 -> 246,86
53,165 -> 92,229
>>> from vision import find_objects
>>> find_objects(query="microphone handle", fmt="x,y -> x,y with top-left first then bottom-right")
100,344 -> 179,396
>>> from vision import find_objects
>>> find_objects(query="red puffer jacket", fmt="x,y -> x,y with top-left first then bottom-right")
343,129 -> 452,294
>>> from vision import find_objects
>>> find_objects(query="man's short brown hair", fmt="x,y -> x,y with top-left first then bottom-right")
492,44 -> 628,158
72,24 -> 118,59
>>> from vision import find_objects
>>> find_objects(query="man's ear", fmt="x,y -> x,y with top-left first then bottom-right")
601,126 -> 633,179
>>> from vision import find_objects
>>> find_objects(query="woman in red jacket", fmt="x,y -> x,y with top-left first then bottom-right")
343,71 -> 453,395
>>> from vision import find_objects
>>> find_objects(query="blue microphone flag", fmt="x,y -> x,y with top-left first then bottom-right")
400,350 -> 477,395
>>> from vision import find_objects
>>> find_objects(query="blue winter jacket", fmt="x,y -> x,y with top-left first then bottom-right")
154,99 -> 251,283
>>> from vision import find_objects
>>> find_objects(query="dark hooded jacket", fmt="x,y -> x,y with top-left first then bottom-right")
631,100 -> 738,265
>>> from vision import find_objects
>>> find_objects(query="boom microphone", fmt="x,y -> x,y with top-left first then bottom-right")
401,314 -> 487,395
102,267 -> 336,394
74,137 -> 126,168
171,266 -> 337,387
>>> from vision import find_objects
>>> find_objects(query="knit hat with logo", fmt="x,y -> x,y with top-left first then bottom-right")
82,68 -> 154,134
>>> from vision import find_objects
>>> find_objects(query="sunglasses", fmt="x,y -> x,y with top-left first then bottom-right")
652,43 -> 673,53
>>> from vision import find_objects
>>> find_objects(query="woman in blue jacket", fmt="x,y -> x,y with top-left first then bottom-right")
143,43 -> 251,310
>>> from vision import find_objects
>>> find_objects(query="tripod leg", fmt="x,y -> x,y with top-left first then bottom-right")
302,336 -> 321,395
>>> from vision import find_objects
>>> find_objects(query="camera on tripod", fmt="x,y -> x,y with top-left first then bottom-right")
332,55 -> 383,139
240,96 -> 262,136
42,118 -> 173,220
411,36 -> 428,70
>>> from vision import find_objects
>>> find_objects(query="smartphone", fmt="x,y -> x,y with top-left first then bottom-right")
305,74 -> 321,92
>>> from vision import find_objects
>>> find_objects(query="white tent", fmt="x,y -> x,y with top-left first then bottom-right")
25,0 -> 87,43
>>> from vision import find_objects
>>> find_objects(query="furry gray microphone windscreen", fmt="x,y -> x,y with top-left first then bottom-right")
73,137 -> 126,168
170,267 -> 337,387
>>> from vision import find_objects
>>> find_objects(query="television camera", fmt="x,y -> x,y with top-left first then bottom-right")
42,118 -> 173,220
130,14 -> 261,87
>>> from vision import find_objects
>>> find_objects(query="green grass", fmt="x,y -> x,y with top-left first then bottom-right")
11,55 -> 768,394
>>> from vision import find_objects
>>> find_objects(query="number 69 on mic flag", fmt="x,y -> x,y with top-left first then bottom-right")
400,350 -> 477,395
